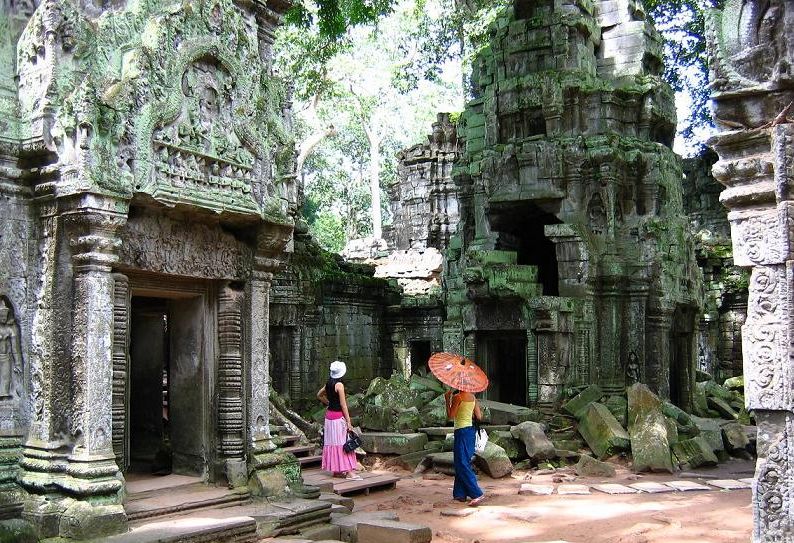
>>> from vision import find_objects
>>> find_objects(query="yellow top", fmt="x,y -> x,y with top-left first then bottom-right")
454,400 -> 475,429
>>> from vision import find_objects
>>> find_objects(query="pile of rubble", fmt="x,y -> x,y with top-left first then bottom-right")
304,372 -> 754,479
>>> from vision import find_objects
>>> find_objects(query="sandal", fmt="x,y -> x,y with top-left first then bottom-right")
468,494 -> 486,506
345,473 -> 363,480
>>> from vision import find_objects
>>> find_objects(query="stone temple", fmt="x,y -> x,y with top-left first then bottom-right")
0,0 -> 303,538
0,0 -> 791,541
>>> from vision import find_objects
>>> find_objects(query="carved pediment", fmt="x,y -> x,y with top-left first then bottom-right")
147,57 -> 260,215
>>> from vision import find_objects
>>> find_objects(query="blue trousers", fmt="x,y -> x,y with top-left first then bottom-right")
453,426 -> 483,500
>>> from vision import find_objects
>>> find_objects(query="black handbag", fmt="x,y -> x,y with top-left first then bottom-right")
343,430 -> 362,453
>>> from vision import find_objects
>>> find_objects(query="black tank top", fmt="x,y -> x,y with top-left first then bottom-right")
326,378 -> 342,412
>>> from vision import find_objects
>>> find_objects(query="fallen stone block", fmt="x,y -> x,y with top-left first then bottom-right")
319,493 -> 355,512
563,385 -> 603,419
409,374 -> 444,394
690,416 -> 726,453
363,405 -> 396,432
331,511 -> 400,543
490,430 -> 526,461
480,400 -> 542,425
704,381 -> 734,402
629,481 -> 674,493
672,436 -> 719,468
707,397 -> 739,420
552,439 -> 585,452
424,452 -> 455,475
665,481 -> 711,492
357,520 -> 432,543
577,403 -> 630,459
385,450 -> 429,470
300,523 -> 342,541
723,375 -> 744,391
591,484 -> 638,495
721,421 -> 750,453
394,408 -> 422,433
627,384 -> 673,473
574,455 -> 615,478
510,421 -> 555,461
708,479 -> 751,490
360,433 -> 428,455
604,395 -> 628,427
474,441 -> 513,478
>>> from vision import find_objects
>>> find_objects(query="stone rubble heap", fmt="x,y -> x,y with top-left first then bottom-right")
304,372 -> 754,479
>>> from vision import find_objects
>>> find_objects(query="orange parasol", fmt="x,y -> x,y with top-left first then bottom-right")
428,352 -> 489,393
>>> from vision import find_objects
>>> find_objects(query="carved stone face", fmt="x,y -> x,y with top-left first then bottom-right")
199,86 -> 219,121
0,301 -> 9,324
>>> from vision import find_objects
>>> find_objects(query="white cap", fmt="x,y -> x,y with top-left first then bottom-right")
330,360 -> 347,379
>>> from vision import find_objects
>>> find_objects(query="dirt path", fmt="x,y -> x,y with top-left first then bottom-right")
351,458 -> 754,543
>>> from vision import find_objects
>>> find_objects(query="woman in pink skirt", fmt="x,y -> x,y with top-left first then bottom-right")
316,361 -> 361,480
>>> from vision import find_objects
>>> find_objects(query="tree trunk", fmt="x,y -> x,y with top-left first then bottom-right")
366,124 -> 382,240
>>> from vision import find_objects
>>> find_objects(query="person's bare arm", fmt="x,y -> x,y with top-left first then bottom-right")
317,385 -> 328,406
446,392 -> 462,421
336,382 -> 353,428
473,399 -> 483,421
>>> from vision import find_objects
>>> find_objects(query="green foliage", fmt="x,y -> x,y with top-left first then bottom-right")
311,209 -> 347,252
642,0 -> 724,152
286,0 -> 397,41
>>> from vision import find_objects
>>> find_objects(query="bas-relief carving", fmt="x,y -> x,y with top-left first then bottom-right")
118,212 -> 252,280
0,297 -> 23,400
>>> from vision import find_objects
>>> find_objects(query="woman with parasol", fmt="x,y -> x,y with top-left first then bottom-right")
430,352 -> 488,506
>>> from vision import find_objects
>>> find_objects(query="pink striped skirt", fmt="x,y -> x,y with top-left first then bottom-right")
322,416 -> 357,474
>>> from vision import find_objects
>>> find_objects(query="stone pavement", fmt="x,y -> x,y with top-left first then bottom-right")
519,478 -> 752,496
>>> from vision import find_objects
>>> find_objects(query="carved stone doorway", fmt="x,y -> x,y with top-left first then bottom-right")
128,294 -> 209,478
477,332 -> 528,405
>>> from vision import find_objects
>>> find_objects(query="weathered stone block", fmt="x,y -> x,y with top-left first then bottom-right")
574,454 -> 616,478
689,415 -> 723,453
627,384 -> 673,473
58,502 -> 127,540
0,519 -> 36,543
363,405 -> 396,432
707,397 -> 739,420
331,511 -> 400,543
489,430 -> 526,460
474,441 -> 513,478
577,403 -> 630,459
394,408 -> 422,433
604,395 -> 628,427
563,385 -> 603,419
510,421 -> 555,461
672,436 -> 719,468
479,400 -> 541,425
721,421 -> 750,453
360,433 -> 428,455
357,520 -> 432,543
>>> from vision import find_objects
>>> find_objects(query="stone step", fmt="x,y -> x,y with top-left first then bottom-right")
124,484 -> 250,522
98,515 -> 258,543
357,519 -> 432,543
283,445 -> 317,456
299,454 -> 323,466
274,434 -> 301,446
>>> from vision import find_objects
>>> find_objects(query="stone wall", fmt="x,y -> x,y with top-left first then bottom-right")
270,230 -> 399,407
682,150 -> 746,380
444,0 -> 702,409
706,1 -> 794,540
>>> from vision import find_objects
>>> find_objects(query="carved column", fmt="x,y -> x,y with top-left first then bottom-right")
111,274 -> 130,472
58,193 -> 127,539
218,282 -> 245,461
289,328 -> 301,399
706,3 -> 794,538
20,183 -> 71,536
246,266 -> 276,464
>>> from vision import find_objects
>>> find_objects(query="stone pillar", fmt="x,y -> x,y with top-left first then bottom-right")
20,184 -> 71,537
246,267 -> 275,462
58,194 -> 127,539
706,3 -> 794,538
218,281 -> 245,483
290,328 -> 301,399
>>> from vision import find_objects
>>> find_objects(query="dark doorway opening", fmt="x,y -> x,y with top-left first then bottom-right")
490,201 -> 562,296
476,332 -> 528,405
670,305 -> 696,410
410,340 -> 432,375
129,295 -> 205,477
269,326 -> 293,398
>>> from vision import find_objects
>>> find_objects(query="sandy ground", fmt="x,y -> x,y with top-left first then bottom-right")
351,458 -> 755,543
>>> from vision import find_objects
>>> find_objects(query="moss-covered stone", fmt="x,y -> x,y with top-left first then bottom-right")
627,384 -> 674,473
578,403 -> 630,459
672,436 -> 719,468
563,385 -> 604,419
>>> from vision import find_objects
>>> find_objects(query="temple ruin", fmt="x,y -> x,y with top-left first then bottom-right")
0,0 -> 305,538
0,0 -> 790,540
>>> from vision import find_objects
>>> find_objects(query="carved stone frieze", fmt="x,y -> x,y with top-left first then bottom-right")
118,211 -> 252,280
218,281 -> 245,458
